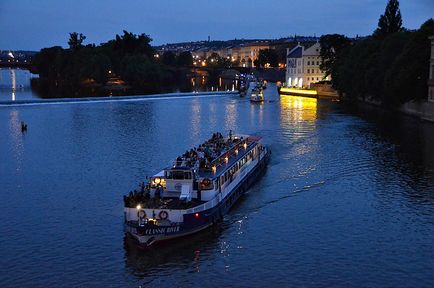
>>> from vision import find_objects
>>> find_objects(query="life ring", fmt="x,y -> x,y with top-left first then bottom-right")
138,210 -> 146,219
159,210 -> 169,220
201,178 -> 211,186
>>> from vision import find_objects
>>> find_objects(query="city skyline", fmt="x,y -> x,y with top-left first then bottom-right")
0,0 -> 433,50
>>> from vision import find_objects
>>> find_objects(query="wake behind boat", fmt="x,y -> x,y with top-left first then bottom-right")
123,132 -> 270,247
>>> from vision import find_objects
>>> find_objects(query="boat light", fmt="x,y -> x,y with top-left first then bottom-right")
225,156 -> 229,163
136,204 -> 141,210
212,166 -> 217,173
195,213 -> 200,219
235,149 -> 239,155
154,177 -> 161,184
243,143 -> 247,149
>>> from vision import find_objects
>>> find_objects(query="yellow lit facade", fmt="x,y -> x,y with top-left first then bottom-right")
279,87 -> 318,97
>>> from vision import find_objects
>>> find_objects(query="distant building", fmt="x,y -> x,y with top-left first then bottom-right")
230,42 -> 270,67
285,42 -> 329,88
428,36 -> 434,102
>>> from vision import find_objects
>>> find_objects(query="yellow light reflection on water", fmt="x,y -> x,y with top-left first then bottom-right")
280,95 -> 319,159
280,95 -> 318,123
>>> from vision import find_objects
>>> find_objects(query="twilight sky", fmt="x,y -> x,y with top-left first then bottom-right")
0,0 -> 433,51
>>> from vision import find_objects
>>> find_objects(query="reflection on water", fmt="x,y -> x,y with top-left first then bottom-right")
3,86 -> 434,287
190,98 -> 201,138
8,109 -> 24,171
11,70 -> 16,101
124,226 -> 224,281
280,95 -> 317,123
0,68 -> 38,101
225,101 -> 237,130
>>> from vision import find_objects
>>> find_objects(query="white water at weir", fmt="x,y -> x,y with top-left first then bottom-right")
0,91 -> 238,107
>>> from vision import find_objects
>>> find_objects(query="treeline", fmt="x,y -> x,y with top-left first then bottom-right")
31,31 -> 194,97
320,0 -> 434,105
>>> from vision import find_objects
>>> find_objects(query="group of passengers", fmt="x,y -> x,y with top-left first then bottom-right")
175,133 -> 242,170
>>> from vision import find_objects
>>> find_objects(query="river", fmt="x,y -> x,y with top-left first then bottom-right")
1,74 -> 434,287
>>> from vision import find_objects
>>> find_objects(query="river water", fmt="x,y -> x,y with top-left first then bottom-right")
1,72 -> 434,287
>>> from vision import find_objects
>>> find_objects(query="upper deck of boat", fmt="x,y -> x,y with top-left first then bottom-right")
168,133 -> 261,180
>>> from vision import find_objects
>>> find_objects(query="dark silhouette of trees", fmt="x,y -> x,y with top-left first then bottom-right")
323,0 -> 432,105
207,52 -> 230,68
319,34 -> 351,79
162,51 -> 176,65
374,0 -> 403,38
384,19 -> 434,103
256,49 -> 278,68
68,32 -> 86,50
330,18 -> 434,105
177,51 -> 193,66
31,31 -> 174,97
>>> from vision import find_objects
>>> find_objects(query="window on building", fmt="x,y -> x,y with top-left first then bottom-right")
307,69 -> 310,73
317,61 -> 320,65
307,77 -> 310,80
307,61 -> 310,65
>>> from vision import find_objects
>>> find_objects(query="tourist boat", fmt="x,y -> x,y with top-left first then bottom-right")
250,88 -> 264,102
123,132 -> 271,247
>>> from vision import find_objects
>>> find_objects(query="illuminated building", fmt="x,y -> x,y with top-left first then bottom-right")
285,42 -> 329,88
230,42 -> 270,67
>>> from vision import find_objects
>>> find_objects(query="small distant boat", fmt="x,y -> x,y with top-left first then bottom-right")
250,88 -> 264,102
239,80 -> 249,97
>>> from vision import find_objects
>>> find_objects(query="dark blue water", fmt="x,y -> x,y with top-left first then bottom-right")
2,84 -> 434,287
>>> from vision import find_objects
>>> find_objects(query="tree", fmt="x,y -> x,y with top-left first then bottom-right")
256,49 -> 278,68
319,34 -> 351,78
384,19 -> 434,103
68,32 -> 86,50
374,0 -> 403,38
161,51 -> 176,65
177,51 -> 193,66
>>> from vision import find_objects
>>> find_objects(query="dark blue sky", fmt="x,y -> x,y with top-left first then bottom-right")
1,0 -> 433,50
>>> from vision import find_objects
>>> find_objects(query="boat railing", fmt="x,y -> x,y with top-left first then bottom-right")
186,193 -> 221,213
207,137 -> 252,171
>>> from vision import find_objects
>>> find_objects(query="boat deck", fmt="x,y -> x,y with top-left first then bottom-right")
199,139 -> 258,179
124,192 -> 204,210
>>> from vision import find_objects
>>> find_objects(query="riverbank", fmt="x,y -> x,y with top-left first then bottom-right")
354,96 -> 434,122
0,90 -> 238,107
